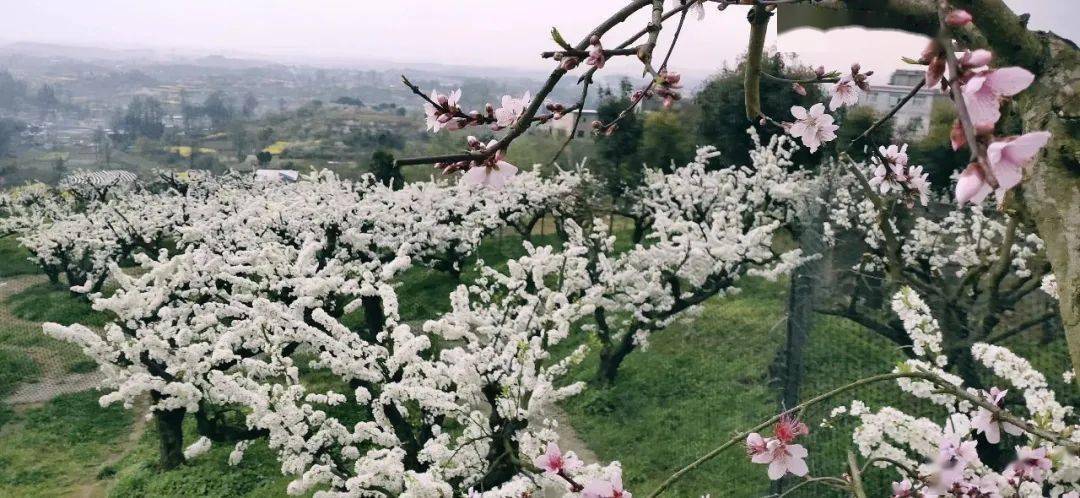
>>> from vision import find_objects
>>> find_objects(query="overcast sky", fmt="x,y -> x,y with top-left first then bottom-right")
2,1 -> 1076,84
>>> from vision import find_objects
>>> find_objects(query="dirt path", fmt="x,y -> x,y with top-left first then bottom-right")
1,274 -> 106,405
70,401 -> 150,498
535,402 -> 599,497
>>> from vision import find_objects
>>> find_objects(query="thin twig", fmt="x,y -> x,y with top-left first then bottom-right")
848,79 -> 926,147
396,0 -> 658,167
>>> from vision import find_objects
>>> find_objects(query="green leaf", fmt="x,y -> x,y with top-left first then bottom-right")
551,27 -> 573,50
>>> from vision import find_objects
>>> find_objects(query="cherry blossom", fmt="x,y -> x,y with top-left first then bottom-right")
761,439 -> 810,480
494,91 -> 532,129
891,479 -> 914,497
959,49 -> 993,70
945,9 -> 974,27
424,88 -> 463,132
955,162 -> 994,205
1006,446 -> 1052,483
582,468 -> 631,498
788,103 -> 838,153
971,387 -> 1023,444
533,442 -> 583,475
962,67 -> 1035,128
586,36 -> 606,69
655,70 -> 683,108
461,139 -> 519,188
987,131 -> 1052,198
955,131 -> 1051,205
921,41 -> 947,88
829,75 -> 860,110
746,414 -> 811,480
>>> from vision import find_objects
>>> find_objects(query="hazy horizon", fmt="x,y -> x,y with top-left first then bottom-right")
2,1 -> 1077,83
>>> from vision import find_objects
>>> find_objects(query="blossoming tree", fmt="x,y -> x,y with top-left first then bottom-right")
392,0 -> 1079,381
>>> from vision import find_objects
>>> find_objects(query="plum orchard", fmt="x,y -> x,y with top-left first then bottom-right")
0,142 -> 801,497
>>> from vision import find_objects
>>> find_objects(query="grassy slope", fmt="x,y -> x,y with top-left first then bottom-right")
558,277 -> 947,498
0,391 -> 134,497
0,236 -> 38,277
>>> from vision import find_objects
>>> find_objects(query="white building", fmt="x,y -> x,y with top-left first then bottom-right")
858,70 -> 945,138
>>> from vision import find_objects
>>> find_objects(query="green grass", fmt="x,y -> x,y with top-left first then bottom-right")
0,391 -> 134,497
0,282 -> 111,378
0,348 -> 40,397
0,236 -> 38,277
556,277 -> 932,497
561,278 -> 789,497
7,282 -> 112,328
108,421 -> 294,498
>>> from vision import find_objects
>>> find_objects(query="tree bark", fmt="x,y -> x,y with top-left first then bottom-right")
596,331 -> 636,385
1013,36 -> 1080,377
155,406 -> 186,470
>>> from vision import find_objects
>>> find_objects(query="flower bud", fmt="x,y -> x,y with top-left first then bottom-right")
945,9 -> 973,27
791,83 -> 807,96
589,35 -> 601,46
815,66 -> 826,78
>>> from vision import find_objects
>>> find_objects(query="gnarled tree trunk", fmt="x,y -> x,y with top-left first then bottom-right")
1017,36 -> 1080,377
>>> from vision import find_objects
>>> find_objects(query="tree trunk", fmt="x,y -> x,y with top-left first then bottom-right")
1015,36 -> 1080,378
596,332 -> 636,385
154,406 -> 186,470
360,295 -> 387,340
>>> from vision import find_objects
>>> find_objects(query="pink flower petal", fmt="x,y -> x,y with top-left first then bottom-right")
963,84 -> 1001,128
956,163 -> 992,205
986,67 -> 1035,97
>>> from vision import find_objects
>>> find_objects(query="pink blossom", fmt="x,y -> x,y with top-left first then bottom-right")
788,103 -> 838,153
462,139 -> 519,189
762,439 -> 809,480
493,91 -> 532,129
828,75 -> 860,110
986,131 -> 1052,201
945,9 -> 973,26
971,387 -> 1023,444
746,432 -> 769,461
955,131 -> 1051,205
962,67 -> 1035,128
424,89 -> 462,133
891,479 -> 914,497
880,144 -> 909,168
586,36 -> 606,69
937,434 -> 980,468
532,441 -> 583,475
792,82 -> 807,96
582,468 -> 631,498
907,165 -> 931,206
950,120 -> 967,151
773,414 -> 809,444
1006,446 -> 1052,482
921,41 -> 946,88
955,162 -> 994,205
959,49 -> 993,69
